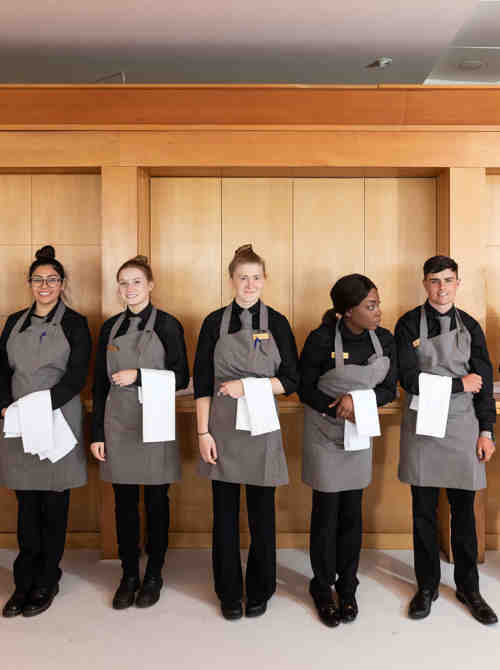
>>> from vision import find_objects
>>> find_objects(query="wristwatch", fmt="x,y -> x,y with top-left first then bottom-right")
480,430 -> 495,442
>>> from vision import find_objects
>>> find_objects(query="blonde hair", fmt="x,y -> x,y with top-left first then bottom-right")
228,244 -> 266,278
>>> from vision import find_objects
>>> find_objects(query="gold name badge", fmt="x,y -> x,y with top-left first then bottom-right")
412,338 -> 420,348
331,352 -> 349,359
107,344 -> 120,352
253,332 -> 269,341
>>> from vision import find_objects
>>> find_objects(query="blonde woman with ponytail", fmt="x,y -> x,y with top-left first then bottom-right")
194,244 -> 299,621
91,256 -> 189,610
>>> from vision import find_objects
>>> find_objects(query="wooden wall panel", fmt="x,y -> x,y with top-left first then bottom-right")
150,178 -> 222,368
365,178 -> 436,332
0,175 -> 30,244
221,178 -> 292,319
485,175 -> 500,541
293,179 -> 364,350
32,175 -> 101,246
0,246 -> 32,315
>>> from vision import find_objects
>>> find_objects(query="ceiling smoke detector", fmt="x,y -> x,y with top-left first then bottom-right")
365,57 -> 393,69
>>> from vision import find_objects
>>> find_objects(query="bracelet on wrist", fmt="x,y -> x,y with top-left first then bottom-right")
197,431 -> 209,437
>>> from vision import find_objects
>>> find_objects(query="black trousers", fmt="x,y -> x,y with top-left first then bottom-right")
411,485 -> 479,592
309,488 -> 363,601
112,483 -> 170,579
14,489 -> 70,592
212,480 -> 276,604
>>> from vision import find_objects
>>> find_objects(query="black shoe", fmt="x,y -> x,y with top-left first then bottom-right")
408,588 -> 439,620
245,600 -> 268,618
456,590 -> 498,625
2,590 -> 28,618
309,585 -> 341,628
339,594 -> 358,623
112,576 -> 140,610
22,585 -> 59,618
135,576 -> 163,609
221,600 -> 243,620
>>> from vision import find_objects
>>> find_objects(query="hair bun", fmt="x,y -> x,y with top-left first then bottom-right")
234,244 -> 253,256
132,255 -> 149,265
35,245 -> 56,260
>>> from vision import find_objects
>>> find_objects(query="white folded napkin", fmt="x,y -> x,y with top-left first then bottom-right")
344,389 -> 380,451
415,372 -> 452,438
3,390 -> 77,463
140,368 -> 176,443
236,377 -> 280,437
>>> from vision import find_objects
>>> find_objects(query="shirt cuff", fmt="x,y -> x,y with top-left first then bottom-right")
452,377 -> 464,393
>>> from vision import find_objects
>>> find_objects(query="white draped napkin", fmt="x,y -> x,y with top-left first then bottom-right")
236,377 -> 280,436
140,368 -> 176,443
3,390 -> 77,463
415,372 -> 452,439
344,389 -> 380,451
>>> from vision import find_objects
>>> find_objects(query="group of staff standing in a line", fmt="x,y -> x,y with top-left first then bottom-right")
0,243 -> 497,628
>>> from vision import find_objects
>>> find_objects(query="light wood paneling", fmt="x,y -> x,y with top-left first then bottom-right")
0,132 -> 118,167
365,178 -> 436,332
32,175 -> 101,246
101,167 -> 142,318
0,246 -> 32,315
150,178 -> 222,367
221,178 -> 292,318
437,170 -> 450,256
450,168 -> 487,327
118,130 -> 500,170
293,178 -> 364,350
0,175 -> 30,244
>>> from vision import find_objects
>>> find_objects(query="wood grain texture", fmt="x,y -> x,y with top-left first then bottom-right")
2,86 -> 500,126
221,178 -> 292,319
118,130 -> 500,169
101,167 -> 140,318
0,175 -> 30,244
0,245 -> 32,315
150,177 -> 222,368
0,132 -> 118,167
365,178 -> 436,332
31,175 -> 101,246
293,178 -> 364,351
449,168 -> 487,327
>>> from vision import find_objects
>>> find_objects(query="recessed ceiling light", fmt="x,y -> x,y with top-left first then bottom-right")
365,57 -> 393,69
459,59 -> 484,70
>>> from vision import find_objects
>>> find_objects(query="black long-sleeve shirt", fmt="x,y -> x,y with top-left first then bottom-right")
92,303 -> 189,442
193,299 -> 299,398
299,318 -> 397,418
0,300 -> 92,412
395,301 -> 496,433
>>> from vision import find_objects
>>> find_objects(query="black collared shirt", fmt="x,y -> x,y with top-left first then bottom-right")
92,303 -> 189,442
395,300 -> 495,432
0,300 -> 92,412
299,318 -> 397,417
193,299 -> 299,398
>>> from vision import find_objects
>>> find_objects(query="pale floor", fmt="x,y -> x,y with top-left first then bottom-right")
0,548 -> 499,670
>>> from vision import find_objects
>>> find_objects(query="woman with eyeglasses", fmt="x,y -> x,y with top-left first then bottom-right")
0,245 -> 92,618
91,255 -> 189,610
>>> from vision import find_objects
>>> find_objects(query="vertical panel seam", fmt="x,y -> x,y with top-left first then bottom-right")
220,177 -> 223,308
290,178 -> 294,328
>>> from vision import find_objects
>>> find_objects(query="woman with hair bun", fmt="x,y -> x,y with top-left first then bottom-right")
194,244 -> 299,620
91,255 -> 189,610
0,245 -> 92,618
299,274 -> 397,627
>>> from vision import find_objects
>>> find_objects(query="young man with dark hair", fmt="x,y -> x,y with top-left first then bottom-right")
396,255 -> 497,625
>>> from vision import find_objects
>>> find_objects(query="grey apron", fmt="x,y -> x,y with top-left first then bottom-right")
398,307 -> 485,491
101,306 -> 181,485
0,301 -> 87,491
302,320 -> 390,493
199,302 -> 288,487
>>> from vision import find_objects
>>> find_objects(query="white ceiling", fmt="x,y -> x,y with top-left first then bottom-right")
0,0 -> 498,84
